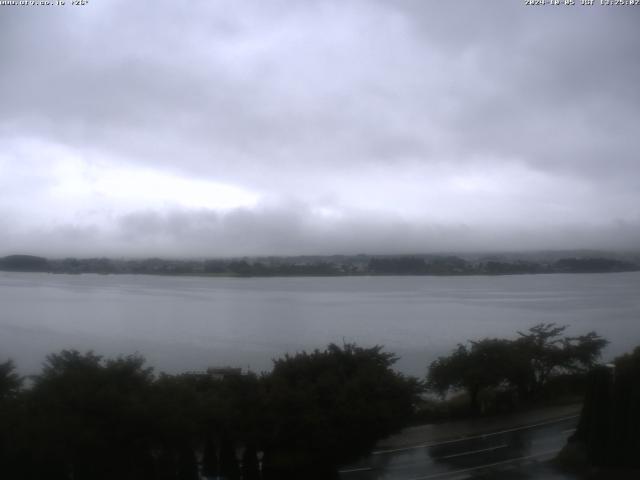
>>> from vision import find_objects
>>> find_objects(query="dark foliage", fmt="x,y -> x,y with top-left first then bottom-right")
2,253 -> 638,276
426,324 -> 607,414
0,254 -> 49,272
0,344 -> 421,479
262,344 -> 422,475
0,360 -> 22,400
554,257 -> 637,273
368,257 -> 429,274
480,260 -> 543,275
573,347 -> 640,468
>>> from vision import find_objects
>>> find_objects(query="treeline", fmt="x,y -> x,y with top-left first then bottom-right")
1,254 -> 638,277
0,344 -> 420,480
0,255 -> 347,276
368,256 -> 638,275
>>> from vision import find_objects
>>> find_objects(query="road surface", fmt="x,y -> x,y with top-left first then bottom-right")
339,415 -> 579,479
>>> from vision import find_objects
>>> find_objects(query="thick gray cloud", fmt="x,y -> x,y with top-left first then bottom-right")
0,0 -> 638,257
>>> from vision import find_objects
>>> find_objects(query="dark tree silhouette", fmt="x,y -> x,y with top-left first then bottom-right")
513,324 -> 608,399
262,343 -> 422,476
0,359 -> 22,400
427,324 -> 608,412
427,339 -> 513,414
573,346 -> 640,469
26,351 -> 155,480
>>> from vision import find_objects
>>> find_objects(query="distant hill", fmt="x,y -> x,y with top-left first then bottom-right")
0,255 -> 49,272
0,253 -> 638,277
553,257 -> 638,273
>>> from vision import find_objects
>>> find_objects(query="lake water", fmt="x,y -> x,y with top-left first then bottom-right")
1,272 -> 639,377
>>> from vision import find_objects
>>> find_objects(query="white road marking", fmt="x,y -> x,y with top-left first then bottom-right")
338,466 -> 373,473
438,444 -> 508,460
372,415 -> 579,455
406,448 -> 560,480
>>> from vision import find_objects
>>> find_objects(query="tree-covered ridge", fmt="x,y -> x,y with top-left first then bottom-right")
1,253 -> 638,276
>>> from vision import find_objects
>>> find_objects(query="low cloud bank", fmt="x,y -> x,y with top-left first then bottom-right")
1,205 -> 639,258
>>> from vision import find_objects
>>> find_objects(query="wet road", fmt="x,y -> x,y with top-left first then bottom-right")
339,415 -> 579,480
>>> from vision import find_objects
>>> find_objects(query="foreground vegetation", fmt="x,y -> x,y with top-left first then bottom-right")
559,346 -> 640,473
426,324 -> 608,415
0,344 -> 419,479
1,324 -> 636,478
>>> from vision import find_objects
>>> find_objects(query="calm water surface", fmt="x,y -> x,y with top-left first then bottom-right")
1,272 -> 639,376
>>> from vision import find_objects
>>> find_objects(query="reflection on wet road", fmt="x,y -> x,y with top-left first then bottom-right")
340,416 -> 579,479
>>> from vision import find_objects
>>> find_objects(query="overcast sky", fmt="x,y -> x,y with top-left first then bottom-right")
1,0 -> 639,257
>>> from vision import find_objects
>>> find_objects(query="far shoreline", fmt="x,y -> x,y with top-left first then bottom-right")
1,252 -> 639,278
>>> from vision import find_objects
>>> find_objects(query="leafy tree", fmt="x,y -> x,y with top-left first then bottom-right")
0,359 -> 22,400
427,324 -> 608,412
427,339 -> 514,414
146,369 -> 264,480
513,324 -> 607,399
0,359 -> 25,477
573,346 -> 640,468
26,350 -> 156,480
146,373 -> 207,480
0,344 -> 421,479
262,343 -> 422,477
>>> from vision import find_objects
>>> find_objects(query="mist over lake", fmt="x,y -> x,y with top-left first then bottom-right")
1,271 -> 638,377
